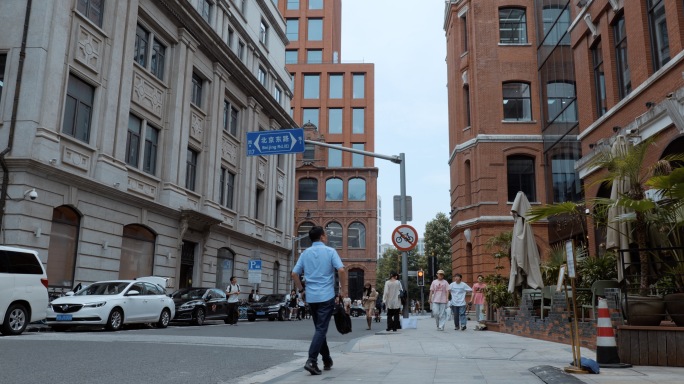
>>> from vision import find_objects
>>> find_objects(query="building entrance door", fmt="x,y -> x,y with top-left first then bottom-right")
179,241 -> 196,288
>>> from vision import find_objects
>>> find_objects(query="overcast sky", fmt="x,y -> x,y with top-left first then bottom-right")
340,0 -> 451,247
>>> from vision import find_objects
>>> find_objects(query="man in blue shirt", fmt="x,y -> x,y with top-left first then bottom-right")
292,226 -> 346,375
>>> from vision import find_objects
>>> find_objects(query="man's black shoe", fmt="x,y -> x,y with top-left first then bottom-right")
304,360 -> 322,375
323,357 -> 333,371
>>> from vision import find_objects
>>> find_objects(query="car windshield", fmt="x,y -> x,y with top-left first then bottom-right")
258,295 -> 283,303
171,288 -> 208,300
76,282 -> 130,296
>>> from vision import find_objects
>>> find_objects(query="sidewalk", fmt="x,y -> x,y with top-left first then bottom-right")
233,315 -> 684,384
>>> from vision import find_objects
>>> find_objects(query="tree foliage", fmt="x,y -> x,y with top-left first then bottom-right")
423,212 -> 451,282
375,247 -> 422,301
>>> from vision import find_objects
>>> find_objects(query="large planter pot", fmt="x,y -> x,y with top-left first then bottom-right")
664,293 -> 684,326
625,295 -> 666,326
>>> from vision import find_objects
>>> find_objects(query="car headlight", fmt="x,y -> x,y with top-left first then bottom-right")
179,303 -> 196,310
83,302 -> 107,308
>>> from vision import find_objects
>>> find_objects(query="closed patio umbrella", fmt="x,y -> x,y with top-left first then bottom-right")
605,135 -> 632,282
508,191 -> 545,293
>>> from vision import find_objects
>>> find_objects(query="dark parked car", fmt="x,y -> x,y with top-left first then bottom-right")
247,294 -> 287,321
170,288 -> 229,325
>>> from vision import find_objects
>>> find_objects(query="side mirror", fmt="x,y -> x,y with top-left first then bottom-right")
126,290 -> 140,296
65,291 -> 75,296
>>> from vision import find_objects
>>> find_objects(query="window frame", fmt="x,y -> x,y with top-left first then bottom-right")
220,167 -> 236,209
647,0 -> 670,71
352,108 -> 365,133
298,178 -> 318,200
303,74 -> 320,99
76,0 -> 104,28
62,74 -> 95,143
259,19 -> 269,46
499,7 -> 528,45
186,148 -> 199,191
507,155 -> 536,202
134,23 -> 166,81
348,178 -> 366,201
325,177 -> 343,201
126,114 -> 159,175
328,108 -> 343,134
352,73 -> 365,99
591,40 -> 607,117
502,82 -> 532,122
307,18 -> 323,41
191,72 -> 203,107
613,14 -> 631,99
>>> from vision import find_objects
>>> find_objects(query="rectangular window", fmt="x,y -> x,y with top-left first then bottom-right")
191,72 -> 203,107
255,188 -> 264,221
614,15 -> 631,99
309,0 -> 323,9
223,100 -> 229,132
303,143 -> 315,160
126,115 -> 142,167
134,24 -> 166,81
499,8 -> 527,44
328,144 -> 342,167
286,19 -> 299,41
62,74 -> 94,143
307,18 -> 323,41
77,0 -> 104,27
302,108 -> 319,127
502,82 -> 532,121
307,49 -> 322,64
274,86 -> 282,104
546,82 -> 577,122
258,66 -> 267,86
329,74 -> 343,98
287,0 -> 299,10
275,199 -> 282,229
352,108 -> 365,134
134,24 -> 148,68
199,0 -> 212,23
230,105 -> 239,136
328,108 -> 343,134
220,167 -> 235,209
592,41 -> 606,117
648,0 -> 670,71
186,148 -> 198,191
352,143 -> 364,167
259,20 -> 269,45
461,14 -> 468,52
227,28 -> 234,49
285,50 -> 298,64
507,155 -> 536,202
0,53 -> 6,105
464,86 -> 471,127
303,74 -> 320,99
238,41 -> 245,61
143,125 -> 159,175
352,74 -> 365,99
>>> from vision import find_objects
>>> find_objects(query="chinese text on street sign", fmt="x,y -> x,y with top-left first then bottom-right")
246,128 -> 305,156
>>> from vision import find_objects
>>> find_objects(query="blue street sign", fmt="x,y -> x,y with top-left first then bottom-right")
248,259 -> 262,271
246,128 -> 305,156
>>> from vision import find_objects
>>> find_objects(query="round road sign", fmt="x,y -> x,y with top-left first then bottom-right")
391,224 -> 419,251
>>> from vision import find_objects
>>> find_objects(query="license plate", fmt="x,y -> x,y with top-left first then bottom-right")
256,311 -> 265,316
56,314 -> 72,321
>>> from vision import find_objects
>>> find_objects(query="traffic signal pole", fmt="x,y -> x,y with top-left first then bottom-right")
304,140 -> 409,317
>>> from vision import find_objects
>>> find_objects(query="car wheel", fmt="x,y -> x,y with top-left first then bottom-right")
193,308 -> 205,326
278,308 -> 286,321
248,315 -> 256,322
106,308 -> 123,331
1,303 -> 29,336
157,309 -> 171,328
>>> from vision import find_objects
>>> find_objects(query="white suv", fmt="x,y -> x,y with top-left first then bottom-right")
0,246 -> 49,335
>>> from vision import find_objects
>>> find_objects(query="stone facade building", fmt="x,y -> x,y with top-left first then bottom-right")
0,0 -> 298,297
276,0 -> 378,301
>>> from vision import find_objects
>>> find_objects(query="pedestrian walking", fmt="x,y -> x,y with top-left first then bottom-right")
429,270 -> 449,331
225,276 -> 240,325
292,226 -> 346,376
471,275 -> 487,323
449,273 -> 472,330
287,289 -> 299,320
362,283 -> 378,330
382,271 -> 402,332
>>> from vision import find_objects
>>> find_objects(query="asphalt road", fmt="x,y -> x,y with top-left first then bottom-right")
0,317 -> 375,384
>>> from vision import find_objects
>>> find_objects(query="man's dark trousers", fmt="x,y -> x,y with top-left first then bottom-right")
307,298 -> 335,362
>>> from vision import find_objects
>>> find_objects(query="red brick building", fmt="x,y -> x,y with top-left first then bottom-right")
277,0 -> 378,300
444,0 -> 684,282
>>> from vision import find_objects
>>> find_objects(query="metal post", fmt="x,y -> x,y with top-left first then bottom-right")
399,153 -> 410,318
420,285 -> 425,315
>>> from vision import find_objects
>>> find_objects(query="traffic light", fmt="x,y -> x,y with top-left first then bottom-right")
417,270 -> 424,286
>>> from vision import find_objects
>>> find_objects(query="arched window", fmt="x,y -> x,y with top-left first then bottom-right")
325,177 -> 343,201
325,222 -> 343,249
507,155 -> 536,202
119,224 -> 156,279
503,82 -> 532,121
348,178 -> 366,201
348,222 -> 366,248
297,221 -> 315,248
47,206 -> 80,288
216,248 -> 235,290
298,178 -> 318,200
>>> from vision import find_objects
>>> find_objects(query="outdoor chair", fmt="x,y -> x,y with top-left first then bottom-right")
540,285 -> 556,320
522,288 -> 542,310
581,280 -> 621,321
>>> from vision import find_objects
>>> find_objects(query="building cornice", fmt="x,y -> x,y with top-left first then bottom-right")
448,134 -> 544,165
